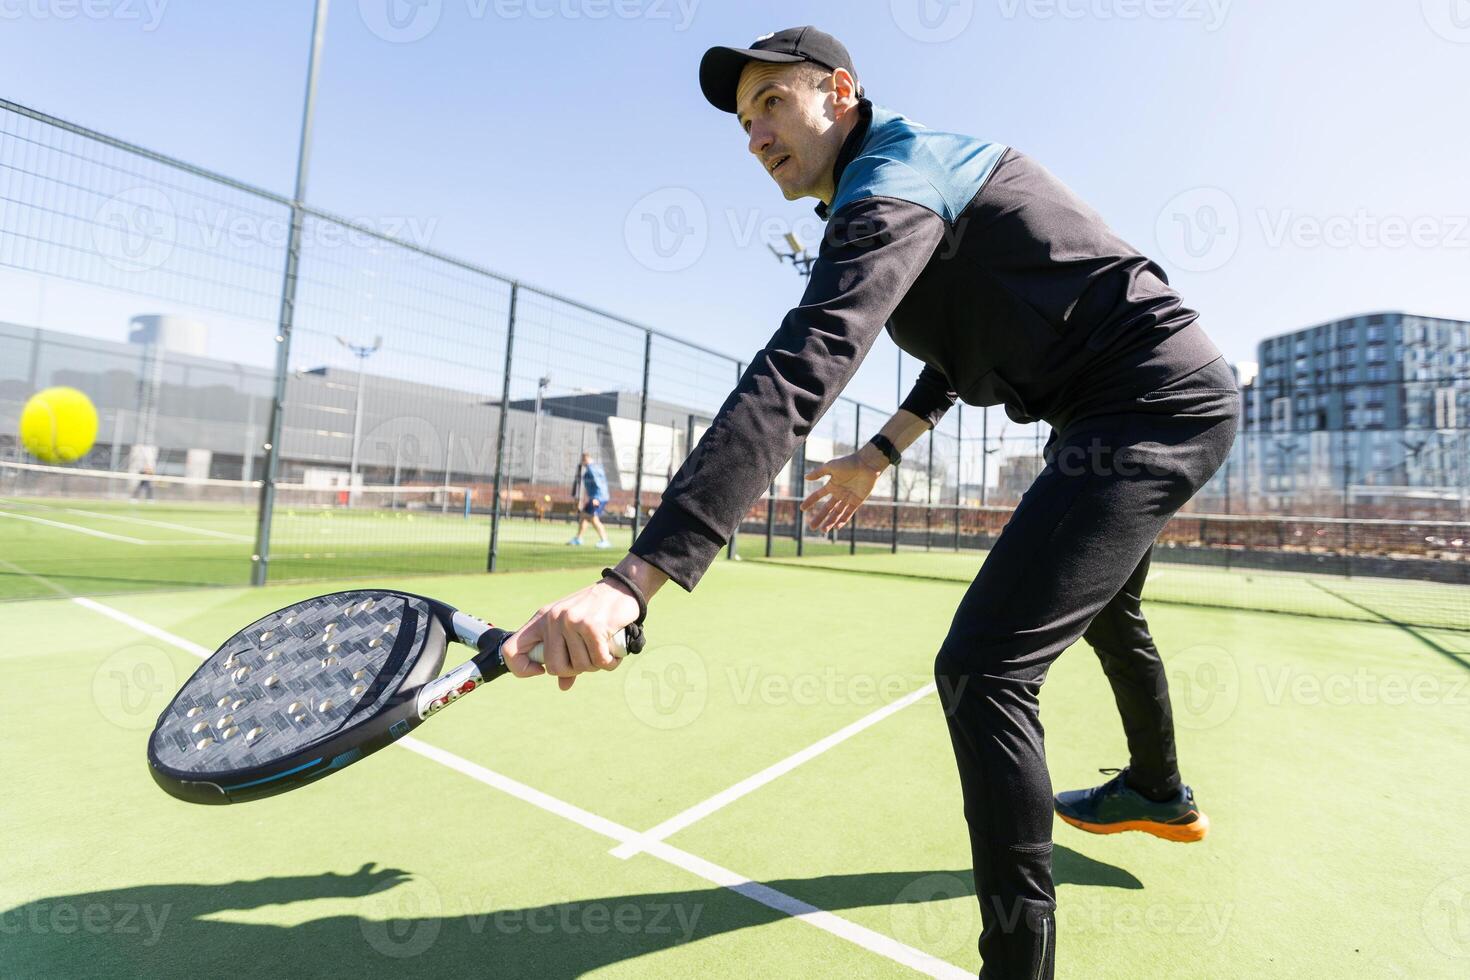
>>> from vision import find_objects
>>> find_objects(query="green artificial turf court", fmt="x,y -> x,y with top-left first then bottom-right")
758,546 -> 1470,635
0,494 -> 887,600
3,560 -> 1469,977
0,494 -> 637,598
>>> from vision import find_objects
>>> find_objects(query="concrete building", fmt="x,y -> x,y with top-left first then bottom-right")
0,321 -> 694,500
1229,312 -> 1470,516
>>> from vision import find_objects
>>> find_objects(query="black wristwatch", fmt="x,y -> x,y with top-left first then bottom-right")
867,434 -> 902,467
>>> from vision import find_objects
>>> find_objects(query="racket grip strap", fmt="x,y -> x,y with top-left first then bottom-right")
601,567 -> 648,655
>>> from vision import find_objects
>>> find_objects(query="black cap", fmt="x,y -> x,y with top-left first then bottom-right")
699,26 -> 858,114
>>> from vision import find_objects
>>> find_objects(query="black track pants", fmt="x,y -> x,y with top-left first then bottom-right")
1081,546 -> 1182,800
933,359 -> 1240,978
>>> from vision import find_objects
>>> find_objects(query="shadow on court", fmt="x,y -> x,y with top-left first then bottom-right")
0,849 -> 1136,978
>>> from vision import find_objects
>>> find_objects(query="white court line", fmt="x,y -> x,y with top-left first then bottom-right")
71,596 -> 972,980
0,556 -> 71,597
402,738 -> 972,980
0,509 -> 150,544
71,597 -> 214,655
0,499 -> 252,542
62,507 -> 254,542
610,683 -> 938,860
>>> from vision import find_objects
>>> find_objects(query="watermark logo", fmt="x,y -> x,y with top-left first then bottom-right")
357,413 -> 449,482
195,211 -> 440,254
1256,666 -> 1469,708
888,873 -> 979,956
1058,897 -> 1233,944
359,873 -> 442,959
1256,209 -> 1470,251
359,0 -> 443,43
92,643 -> 176,730
891,0 -> 975,43
726,665 -> 920,708
624,188 -> 707,272
996,0 -> 1231,31
465,898 -> 704,940
0,0 -> 170,31
0,900 -> 171,946
359,0 -> 699,41
94,188 -> 177,274
1166,643 -> 1239,730
1422,0 -> 1470,43
1155,187 -> 1239,273
1423,873 -> 1470,959
622,643 -> 706,729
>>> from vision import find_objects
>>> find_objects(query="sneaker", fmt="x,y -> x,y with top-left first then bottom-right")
595,539 -> 612,549
567,536 -> 583,546
1054,768 -> 1210,843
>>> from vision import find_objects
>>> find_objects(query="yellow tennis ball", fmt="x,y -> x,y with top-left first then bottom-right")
20,387 -> 98,464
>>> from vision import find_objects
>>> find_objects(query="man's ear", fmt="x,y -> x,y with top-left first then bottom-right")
831,67 -> 861,109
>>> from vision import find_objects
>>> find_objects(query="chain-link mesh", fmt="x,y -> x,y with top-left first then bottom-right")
1,96 -> 1466,631
0,99 -> 284,592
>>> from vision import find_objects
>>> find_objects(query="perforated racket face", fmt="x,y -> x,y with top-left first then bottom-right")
150,591 -> 439,776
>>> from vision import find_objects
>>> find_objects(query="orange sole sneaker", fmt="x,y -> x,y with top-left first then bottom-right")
1058,810 -> 1210,843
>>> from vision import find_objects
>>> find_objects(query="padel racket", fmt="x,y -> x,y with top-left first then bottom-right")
147,589 -> 639,805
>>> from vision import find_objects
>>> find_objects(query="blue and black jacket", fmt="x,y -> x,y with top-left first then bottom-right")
634,99 -> 1223,590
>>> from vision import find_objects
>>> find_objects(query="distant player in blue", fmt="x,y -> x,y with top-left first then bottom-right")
568,452 -> 612,549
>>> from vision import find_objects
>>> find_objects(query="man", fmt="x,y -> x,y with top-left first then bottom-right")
567,451 -> 612,549
501,27 -> 1239,978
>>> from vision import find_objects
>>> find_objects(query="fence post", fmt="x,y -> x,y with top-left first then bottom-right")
850,402 -> 860,555
925,431 -> 934,550
795,441 -> 806,557
251,0 -> 328,588
486,283 -> 519,572
980,405 -> 989,508
954,403 -> 962,551
765,480 -> 775,557
890,454 -> 900,554
631,331 -> 652,541
1242,424 -> 1251,515
728,361 -> 742,560
1342,427 -> 1353,579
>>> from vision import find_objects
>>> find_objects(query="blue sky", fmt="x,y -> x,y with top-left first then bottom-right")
2,0 -> 1468,412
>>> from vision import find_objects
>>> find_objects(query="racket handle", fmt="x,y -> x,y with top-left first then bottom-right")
527,629 -> 630,665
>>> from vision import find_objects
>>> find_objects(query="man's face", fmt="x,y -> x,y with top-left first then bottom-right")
735,62 -> 854,203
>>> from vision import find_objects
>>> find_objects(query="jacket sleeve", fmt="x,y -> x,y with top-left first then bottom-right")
898,363 -> 957,428
630,196 -> 947,590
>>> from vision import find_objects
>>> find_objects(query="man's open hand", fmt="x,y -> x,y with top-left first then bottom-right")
801,448 -> 886,533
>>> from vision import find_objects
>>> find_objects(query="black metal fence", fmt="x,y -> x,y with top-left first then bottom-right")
1,95 -> 1466,612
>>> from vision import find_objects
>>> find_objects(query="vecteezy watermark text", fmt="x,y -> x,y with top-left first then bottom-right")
996,0 -> 1230,31
0,0 -> 168,30
0,902 -> 171,946
358,0 -> 699,43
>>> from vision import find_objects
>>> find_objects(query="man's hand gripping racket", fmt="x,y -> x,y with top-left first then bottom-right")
147,586 -> 645,805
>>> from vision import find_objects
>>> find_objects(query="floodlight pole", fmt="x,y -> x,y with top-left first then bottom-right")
252,0 -> 329,587
338,334 -> 382,500
528,374 -> 550,487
